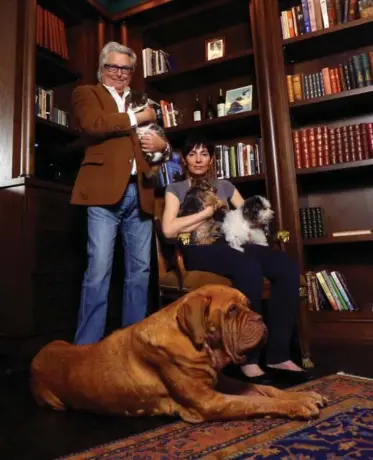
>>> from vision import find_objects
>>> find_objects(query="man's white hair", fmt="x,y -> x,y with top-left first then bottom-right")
97,41 -> 137,83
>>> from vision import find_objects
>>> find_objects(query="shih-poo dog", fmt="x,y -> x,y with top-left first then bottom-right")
127,91 -> 170,181
222,195 -> 274,251
178,178 -> 227,245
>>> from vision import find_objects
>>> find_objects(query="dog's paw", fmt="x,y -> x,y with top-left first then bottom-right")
285,397 -> 322,420
287,390 -> 328,408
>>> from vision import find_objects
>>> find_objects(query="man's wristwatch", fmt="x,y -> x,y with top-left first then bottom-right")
162,142 -> 171,161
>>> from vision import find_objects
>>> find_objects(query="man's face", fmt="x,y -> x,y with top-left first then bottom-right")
102,52 -> 133,93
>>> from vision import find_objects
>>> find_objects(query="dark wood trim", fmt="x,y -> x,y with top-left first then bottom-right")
120,22 -> 128,45
290,85 -> 373,109
112,0 -> 173,21
296,159 -> 373,176
303,235 -> 373,246
309,310 -> 373,321
86,0 -> 111,19
20,0 -> 37,177
97,18 -> 106,58
283,16 -> 373,45
164,110 -> 260,142
231,174 -> 265,184
131,0 -> 234,31
145,49 -> 254,88
251,0 -> 303,263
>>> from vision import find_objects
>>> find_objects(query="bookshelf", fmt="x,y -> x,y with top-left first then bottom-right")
127,0 -> 264,188
279,0 -> 373,346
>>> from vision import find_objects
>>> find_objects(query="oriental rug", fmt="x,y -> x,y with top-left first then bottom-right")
58,372 -> 373,459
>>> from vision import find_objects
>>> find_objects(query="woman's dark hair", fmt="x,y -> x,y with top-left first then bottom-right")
181,136 -> 214,158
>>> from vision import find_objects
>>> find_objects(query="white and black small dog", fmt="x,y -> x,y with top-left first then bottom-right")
222,195 -> 274,252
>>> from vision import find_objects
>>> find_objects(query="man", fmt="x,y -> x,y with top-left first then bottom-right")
71,41 -> 169,345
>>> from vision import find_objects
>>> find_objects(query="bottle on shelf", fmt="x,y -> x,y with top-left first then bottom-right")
206,92 -> 216,119
193,93 -> 202,122
217,88 -> 225,117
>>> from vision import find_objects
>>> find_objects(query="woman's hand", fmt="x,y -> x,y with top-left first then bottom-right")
140,131 -> 167,153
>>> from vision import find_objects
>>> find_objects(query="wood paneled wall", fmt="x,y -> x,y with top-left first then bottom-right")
0,0 -> 20,181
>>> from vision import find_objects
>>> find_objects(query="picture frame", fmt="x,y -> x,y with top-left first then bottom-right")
205,37 -> 225,61
225,85 -> 253,115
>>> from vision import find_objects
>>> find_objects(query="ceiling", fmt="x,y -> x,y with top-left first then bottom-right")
95,0 -> 149,14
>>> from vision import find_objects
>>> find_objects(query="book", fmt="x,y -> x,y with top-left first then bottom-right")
332,230 -> 373,236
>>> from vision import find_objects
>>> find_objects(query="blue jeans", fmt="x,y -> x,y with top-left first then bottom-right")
74,183 -> 152,345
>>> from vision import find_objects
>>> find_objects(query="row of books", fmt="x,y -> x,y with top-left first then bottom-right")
300,207 -> 326,239
35,86 -> 69,127
36,5 -> 69,59
292,122 -> 373,169
306,270 -> 358,312
281,0 -> 365,40
158,100 -> 180,128
287,52 -> 373,103
214,141 -> 264,180
142,48 -> 171,78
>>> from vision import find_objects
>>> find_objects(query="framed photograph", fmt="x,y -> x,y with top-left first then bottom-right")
225,85 -> 253,115
205,37 -> 225,61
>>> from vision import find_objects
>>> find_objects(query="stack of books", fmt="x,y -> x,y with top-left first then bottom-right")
306,270 -> 359,311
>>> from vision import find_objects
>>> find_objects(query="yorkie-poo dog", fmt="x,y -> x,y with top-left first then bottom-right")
178,178 -> 227,245
222,195 -> 274,251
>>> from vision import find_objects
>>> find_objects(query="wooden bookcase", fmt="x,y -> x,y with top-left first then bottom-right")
126,0 -> 267,199
0,0 -> 100,345
279,0 -> 373,346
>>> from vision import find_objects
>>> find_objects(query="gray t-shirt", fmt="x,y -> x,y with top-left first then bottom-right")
166,179 -> 235,207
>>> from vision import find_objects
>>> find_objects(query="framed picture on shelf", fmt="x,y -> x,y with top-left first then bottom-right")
225,85 -> 253,115
205,37 -> 225,61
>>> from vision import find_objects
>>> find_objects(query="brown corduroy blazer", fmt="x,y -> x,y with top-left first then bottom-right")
70,84 -> 155,215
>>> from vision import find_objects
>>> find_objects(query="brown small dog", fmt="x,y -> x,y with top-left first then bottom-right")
30,285 -> 326,423
178,177 -> 227,245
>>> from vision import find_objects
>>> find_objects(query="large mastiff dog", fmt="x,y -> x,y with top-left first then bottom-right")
31,285 -> 326,423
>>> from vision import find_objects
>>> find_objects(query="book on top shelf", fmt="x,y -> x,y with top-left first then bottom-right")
280,0 -> 363,40
36,4 -> 69,59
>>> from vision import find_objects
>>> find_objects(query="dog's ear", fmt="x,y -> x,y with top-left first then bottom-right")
177,294 -> 211,350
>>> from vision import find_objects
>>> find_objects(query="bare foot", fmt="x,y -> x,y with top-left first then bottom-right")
241,364 -> 265,378
267,360 -> 304,372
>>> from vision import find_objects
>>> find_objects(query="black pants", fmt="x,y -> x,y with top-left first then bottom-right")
182,239 -> 300,365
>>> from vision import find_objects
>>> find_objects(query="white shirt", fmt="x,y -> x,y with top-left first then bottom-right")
103,85 -> 137,175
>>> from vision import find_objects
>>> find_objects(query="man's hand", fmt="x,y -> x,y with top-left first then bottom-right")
135,107 -> 156,125
140,131 -> 167,153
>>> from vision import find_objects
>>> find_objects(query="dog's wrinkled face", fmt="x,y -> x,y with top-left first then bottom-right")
242,196 -> 274,226
177,285 -> 267,364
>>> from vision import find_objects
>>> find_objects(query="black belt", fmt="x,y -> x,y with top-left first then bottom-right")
128,175 -> 137,184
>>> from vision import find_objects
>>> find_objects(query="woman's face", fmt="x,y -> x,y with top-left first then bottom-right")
184,144 -> 212,176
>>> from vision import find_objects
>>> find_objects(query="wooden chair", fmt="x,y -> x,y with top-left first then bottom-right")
153,199 -> 312,367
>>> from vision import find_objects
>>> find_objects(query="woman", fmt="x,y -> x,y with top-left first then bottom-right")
162,136 -> 308,383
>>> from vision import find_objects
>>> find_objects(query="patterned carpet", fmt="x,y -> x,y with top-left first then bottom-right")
59,373 -> 373,459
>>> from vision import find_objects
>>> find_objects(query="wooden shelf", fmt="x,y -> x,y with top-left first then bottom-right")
283,17 -> 373,63
139,0 -> 250,45
303,234 -> 373,246
290,86 -> 373,124
37,0 -> 98,26
296,158 -> 373,176
145,49 -> 255,93
231,174 -> 265,184
36,46 -> 81,89
35,117 -> 79,144
308,310 -> 373,321
164,110 -> 260,146
307,308 -> 373,345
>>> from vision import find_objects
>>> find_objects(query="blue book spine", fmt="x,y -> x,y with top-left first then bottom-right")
301,0 -> 311,33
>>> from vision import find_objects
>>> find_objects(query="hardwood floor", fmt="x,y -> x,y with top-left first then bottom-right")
0,345 -> 372,460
